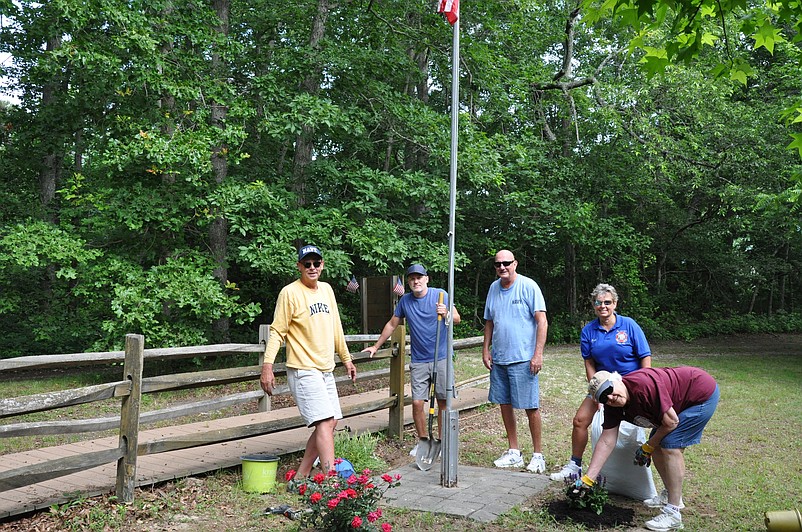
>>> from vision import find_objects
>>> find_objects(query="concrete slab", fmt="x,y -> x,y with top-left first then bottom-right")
379,462 -> 550,523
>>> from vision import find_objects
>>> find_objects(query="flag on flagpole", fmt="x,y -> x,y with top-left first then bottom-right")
437,0 -> 459,25
346,275 -> 360,293
392,277 -> 405,297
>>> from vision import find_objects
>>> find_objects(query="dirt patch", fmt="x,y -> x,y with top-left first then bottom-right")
546,498 -> 635,529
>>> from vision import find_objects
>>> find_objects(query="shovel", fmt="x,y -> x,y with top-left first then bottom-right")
416,292 -> 445,471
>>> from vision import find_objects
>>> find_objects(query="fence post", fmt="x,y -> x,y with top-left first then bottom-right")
116,333 -> 144,503
387,323 -> 406,439
258,324 -> 272,412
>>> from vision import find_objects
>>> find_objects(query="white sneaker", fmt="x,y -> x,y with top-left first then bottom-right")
493,449 -> 524,468
645,509 -> 684,531
644,489 -> 685,509
526,453 -> 546,473
550,461 -> 581,481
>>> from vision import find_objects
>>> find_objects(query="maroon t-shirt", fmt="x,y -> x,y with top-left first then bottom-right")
602,367 -> 717,430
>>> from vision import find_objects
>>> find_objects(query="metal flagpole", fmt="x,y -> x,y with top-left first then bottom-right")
441,7 -> 460,488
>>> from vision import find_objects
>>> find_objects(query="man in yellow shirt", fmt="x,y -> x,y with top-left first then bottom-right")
260,244 -> 357,477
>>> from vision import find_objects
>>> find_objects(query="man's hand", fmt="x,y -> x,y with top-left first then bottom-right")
634,442 -> 653,467
530,353 -> 543,375
361,345 -> 378,358
345,361 -> 357,383
260,363 -> 275,395
567,475 -> 595,500
481,350 -> 492,371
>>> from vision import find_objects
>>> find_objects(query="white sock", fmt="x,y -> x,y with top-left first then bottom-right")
665,504 -> 682,515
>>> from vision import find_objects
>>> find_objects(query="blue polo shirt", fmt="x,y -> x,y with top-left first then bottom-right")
580,313 -> 651,375
483,274 -> 547,365
394,288 -> 450,363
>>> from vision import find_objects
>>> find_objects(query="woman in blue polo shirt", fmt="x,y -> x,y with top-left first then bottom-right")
550,283 -> 652,482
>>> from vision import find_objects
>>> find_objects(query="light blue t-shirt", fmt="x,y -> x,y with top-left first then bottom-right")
394,288 -> 450,363
483,274 -> 547,365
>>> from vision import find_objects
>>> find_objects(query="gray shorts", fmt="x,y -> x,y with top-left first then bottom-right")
410,358 -> 452,401
286,368 -> 343,426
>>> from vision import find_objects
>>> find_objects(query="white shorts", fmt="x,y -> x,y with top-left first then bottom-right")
286,368 -> 343,426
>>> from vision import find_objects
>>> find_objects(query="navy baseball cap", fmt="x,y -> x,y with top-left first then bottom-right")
406,264 -> 427,276
298,245 -> 323,262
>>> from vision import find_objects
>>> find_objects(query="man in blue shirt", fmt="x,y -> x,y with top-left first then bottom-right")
482,250 -> 548,473
363,264 -> 461,456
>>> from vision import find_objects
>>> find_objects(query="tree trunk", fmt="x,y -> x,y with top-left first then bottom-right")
564,242 -> 577,315
291,0 -> 334,207
210,0 -> 231,341
38,36 -> 64,223
778,242 -> 789,311
38,35 -> 65,310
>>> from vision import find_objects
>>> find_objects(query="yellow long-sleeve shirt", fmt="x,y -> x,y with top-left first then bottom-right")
263,279 -> 351,371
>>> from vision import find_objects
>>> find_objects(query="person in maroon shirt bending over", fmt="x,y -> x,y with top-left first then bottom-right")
572,367 -> 720,532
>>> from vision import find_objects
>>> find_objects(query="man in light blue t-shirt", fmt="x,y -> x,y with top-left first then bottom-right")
363,264 -> 461,456
482,249 -> 548,473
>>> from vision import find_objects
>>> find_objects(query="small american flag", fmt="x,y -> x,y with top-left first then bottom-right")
346,275 -> 359,293
392,277 -> 405,297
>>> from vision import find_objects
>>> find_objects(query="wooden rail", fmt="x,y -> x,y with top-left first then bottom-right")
0,329 -> 484,505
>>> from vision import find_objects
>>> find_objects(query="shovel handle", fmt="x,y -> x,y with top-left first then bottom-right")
428,292 -> 446,418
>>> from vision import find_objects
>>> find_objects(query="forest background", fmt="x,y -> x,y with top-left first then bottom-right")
1,0 -> 801,358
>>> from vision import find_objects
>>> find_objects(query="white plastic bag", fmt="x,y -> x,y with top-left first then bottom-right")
590,408 -> 658,501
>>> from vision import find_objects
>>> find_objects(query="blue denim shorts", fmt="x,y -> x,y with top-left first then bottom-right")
654,384 -> 720,449
488,360 -> 540,409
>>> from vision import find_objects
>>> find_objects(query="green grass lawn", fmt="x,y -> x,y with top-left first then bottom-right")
1,334 -> 801,531
453,337 -> 802,531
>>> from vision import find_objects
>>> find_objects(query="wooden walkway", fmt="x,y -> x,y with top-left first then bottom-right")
0,386 -> 489,520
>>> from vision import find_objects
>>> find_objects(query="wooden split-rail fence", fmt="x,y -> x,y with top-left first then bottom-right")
0,324 -> 485,507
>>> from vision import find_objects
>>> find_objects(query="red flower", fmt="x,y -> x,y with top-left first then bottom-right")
381,474 -> 392,483
310,492 -> 322,503
313,473 -> 326,484
298,484 -> 307,495
367,511 -> 379,523
351,515 -> 363,528
381,523 -> 392,532
346,488 -> 358,498
376,508 -> 383,518
327,498 -> 340,509
334,457 -> 343,465
347,476 -> 358,485
285,469 -> 297,481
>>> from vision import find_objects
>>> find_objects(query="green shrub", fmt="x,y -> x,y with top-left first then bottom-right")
334,430 -> 387,472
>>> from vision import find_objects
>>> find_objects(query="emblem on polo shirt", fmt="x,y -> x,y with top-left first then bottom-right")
615,330 -> 629,344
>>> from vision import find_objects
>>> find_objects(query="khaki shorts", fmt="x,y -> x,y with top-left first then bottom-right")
286,368 -> 343,426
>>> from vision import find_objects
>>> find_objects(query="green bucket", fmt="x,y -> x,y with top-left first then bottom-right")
241,454 -> 280,493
